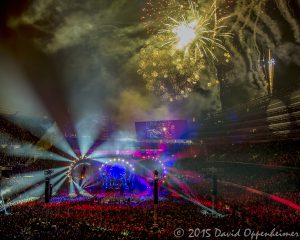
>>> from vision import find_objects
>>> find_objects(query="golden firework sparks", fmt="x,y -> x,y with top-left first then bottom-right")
139,0 -> 232,101
159,0 -> 232,62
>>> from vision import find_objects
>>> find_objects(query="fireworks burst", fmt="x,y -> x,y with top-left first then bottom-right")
139,0 -> 232,101
159,0 -> 232,61
140,0 -> 299,101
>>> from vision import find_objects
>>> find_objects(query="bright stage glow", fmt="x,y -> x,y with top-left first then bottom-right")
173,20 -> 197,49
99,158 -> 135,172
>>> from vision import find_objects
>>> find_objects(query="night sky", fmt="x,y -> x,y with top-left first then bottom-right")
0,0 -> 299,131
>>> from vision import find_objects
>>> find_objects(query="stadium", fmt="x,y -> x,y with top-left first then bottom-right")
0,0 -> 300,239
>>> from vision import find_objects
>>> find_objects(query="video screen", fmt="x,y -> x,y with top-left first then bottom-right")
135,120 -> 189,140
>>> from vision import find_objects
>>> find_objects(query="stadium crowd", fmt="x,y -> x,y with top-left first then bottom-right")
1,195 -> 299,240
206,140 -> 300,167
0,113 -> 299,239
